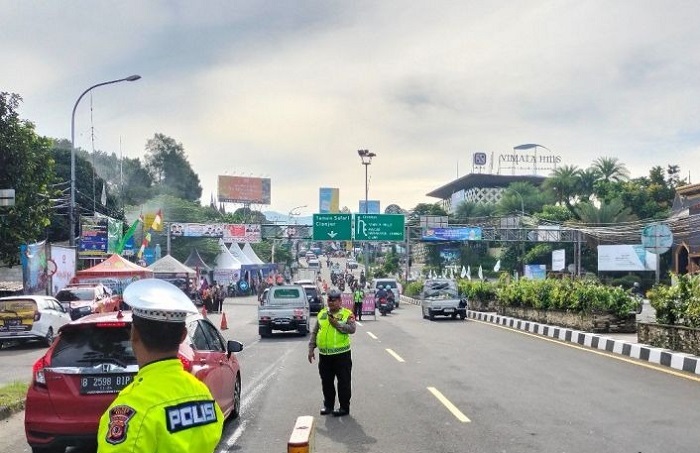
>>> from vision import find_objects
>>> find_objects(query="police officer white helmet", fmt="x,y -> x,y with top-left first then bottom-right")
124,278 -> 198,322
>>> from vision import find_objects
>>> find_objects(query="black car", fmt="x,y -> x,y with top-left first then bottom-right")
302,285 -> 323,314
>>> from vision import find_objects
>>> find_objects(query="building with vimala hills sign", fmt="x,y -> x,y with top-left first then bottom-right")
671,183 -> 700,275
425,145 -> 558,213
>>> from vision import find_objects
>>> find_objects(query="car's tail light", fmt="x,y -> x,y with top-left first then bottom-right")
178,353 -> 193,372
32,353 -> 51,387
260,316 -> 271,321
95,322 -> 127,328
33,310 -> 41,321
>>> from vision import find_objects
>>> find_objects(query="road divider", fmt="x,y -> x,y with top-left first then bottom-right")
287,415 -> 315,453
427,387 -> 471,423
386,348 -> 405,362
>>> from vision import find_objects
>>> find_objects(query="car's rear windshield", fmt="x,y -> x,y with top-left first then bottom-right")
423,281 -> 458,298
303,287 -> 318,296
51,324 -> 136,368
55,288 -> 94,302
377,281 -> 398,289
271,288 -> 302,299
0,299 -> 36,317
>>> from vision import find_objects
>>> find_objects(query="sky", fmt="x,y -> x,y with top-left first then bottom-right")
4,1 -> 700,217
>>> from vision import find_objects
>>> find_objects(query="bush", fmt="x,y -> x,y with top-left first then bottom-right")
404,281 -> 423,297
648,274 -> 700,327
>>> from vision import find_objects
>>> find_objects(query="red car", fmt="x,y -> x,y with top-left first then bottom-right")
25,311 -> 243,453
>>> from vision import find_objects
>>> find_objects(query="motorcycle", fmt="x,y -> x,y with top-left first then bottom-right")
377,296 -> 390,316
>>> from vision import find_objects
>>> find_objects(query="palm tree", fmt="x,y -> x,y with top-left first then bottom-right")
544,165 -> 581,207
577,167 -> 600,202
574,198 -> 636,224
452,201 -> 496,222
592,157 -> 629,182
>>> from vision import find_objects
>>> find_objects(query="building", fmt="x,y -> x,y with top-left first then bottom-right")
671,183 -> 700,275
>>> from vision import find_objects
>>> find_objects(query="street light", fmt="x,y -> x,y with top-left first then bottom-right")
357,149 -> 376,273
69,74 -> 141,246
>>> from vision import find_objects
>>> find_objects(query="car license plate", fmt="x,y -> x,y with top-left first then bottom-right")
444,308 -> 454,313
4,319 -> 21,327
80,374 -> 134,394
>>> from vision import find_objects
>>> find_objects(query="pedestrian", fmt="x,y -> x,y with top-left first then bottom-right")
97,279 -> 223,452
308,289 -> 356,417
352,286 -> 364,321
216,283 -> 225,313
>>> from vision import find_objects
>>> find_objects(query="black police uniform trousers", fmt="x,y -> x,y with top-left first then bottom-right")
318,350 -> 352,411
353,302 -> 363,320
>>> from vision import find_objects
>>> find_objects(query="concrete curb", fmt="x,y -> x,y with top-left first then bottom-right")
400,295 -> 700,376
0,399 -> 25,422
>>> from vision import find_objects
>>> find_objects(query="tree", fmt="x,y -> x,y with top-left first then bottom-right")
592,157 -> 629,182
0,93 -> 55,265
574,198 -> 636,224
544,165 -> 581,208
144,133 -> 202,202
452,201 -> 496,222
496,182 -> 552,216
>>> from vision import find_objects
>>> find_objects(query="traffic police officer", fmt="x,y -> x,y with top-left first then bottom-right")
308,289 -> 356,416
97,279 -> 224,453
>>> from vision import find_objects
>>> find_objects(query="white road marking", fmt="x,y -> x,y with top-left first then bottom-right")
356,321 -> 363,327
385,348 -> 405,362
427,387 -> 471,423
367,332 -> 378,340
217,347 -> 294,452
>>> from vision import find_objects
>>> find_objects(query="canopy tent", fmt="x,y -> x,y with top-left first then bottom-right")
147,254 -> 196,278
228,242 -> 254,265
73,254 -> 153,294
242,243 -> 265,265
213,243 -> 242,285
183,248 -> 212,272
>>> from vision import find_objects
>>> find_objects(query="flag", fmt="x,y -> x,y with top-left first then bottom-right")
461,266 -> 467,278
116,217 -> 142,254
493,260 -> 501,272
150,209 -> 163,231
466,266 -> 472,281
478,265 -> 484,281
450,268 -> 455,279
100,183 -> 107,206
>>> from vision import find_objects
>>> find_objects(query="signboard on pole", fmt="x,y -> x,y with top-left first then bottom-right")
421,227 -> 482,241
358,200 -> 381,214
597,245 -> 657,271
312,214 -> 352,241
354,214 -> 405,241
319,188 -> 340,214
552,249 -> 566,271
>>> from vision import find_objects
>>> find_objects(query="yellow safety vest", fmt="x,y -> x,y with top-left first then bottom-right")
97,358 -> 224,453
316,307 -> 352,355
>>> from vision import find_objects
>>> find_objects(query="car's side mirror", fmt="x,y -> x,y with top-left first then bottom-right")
227,340 -> 244,358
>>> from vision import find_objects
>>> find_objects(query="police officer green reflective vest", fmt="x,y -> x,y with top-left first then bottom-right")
316,307 -> 353,355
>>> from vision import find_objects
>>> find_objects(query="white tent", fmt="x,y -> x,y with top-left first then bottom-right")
242,243 -> 265,265
214,244 -> 242,284
147,254 -> 196,277
228,242 -> 254,265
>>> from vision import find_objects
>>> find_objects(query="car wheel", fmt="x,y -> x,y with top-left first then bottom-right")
231,374 -> 241,419
428,310 -> 435,321
44,327 -> 54,346
451,313 -> 457,320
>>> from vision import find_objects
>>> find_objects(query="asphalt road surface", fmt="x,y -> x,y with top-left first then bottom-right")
3,285 -> 700,453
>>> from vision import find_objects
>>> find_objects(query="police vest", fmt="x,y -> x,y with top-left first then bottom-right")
97,358 -> 224,453
353,291 -> 364,303
316,308 -> 352,355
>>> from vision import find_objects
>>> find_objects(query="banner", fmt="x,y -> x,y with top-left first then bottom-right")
552,249 -> 566,271
222,224 -> 262,243
107,217 -> 123,254
49,245 -> 76,295
524,264 -> 547,280
358,200 -> 380,214
422,227 -> 482,241
597,245 -> 657,271
20,240 -> 48,295
170,223 -> 262,243
79,216 -> 108,257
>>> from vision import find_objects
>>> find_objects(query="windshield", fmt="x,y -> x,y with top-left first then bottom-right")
423,281 -> 458,299
377,281 -> 397,289
52,324 -> 136,368
55,288 -> 95,302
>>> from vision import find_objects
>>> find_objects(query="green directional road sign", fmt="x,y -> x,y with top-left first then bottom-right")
354,214 -> 405,241
312,214 -> 352,241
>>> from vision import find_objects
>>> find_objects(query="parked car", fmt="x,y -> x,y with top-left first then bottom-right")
371,278 -> 401,307
0,295 -> 71,347
258,285 -> 310,337
24,310 -> 243,453
300,284 -> 324,314
54,283 -> 122,320
420,279 -> 468,320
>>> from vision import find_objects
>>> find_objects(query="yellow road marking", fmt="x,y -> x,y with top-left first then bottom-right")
367,332 -> 378,340
427,387 -> 471,423
473,319 -> 700,383
385,348 -> 405,362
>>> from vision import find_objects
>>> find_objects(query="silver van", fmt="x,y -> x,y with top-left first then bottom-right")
258,285 -> 310,337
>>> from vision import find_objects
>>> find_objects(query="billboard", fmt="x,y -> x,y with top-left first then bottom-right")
218,176 -> 271,204
422,227 -> 482,241
552,249 -> 566,272
597,245 -> 657,271
319,188 -> 340,214
524,264 -> 547,280
358,200 -> 380,214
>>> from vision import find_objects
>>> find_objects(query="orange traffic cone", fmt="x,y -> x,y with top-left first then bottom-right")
201,304 -> 208,318
220,312 -> 228,330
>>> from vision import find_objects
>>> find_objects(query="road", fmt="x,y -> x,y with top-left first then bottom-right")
1,262 -> 699,452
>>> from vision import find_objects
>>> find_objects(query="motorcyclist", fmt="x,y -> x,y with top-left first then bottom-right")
385,286 -> 396,309
375,284 -> 389,315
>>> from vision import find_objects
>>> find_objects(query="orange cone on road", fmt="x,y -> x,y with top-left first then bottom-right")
201,304 -> 208,318
220,312 -> 228,330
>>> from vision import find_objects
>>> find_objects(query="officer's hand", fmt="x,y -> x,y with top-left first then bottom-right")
308,350 -> 315,363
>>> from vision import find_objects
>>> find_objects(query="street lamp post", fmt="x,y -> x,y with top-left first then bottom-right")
69,75 -> 141,247
288,205 -> 306,268
357,149 -> 376,273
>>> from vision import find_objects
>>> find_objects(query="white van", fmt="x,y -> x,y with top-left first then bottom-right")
307,259 -> 321,270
